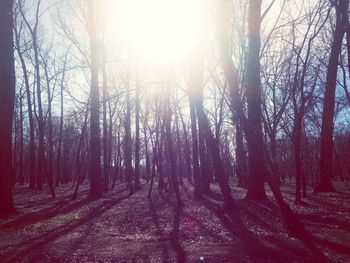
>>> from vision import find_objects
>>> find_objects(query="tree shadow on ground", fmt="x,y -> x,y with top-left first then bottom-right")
299,213 -> 350,232
169,205 -> 187,262
200,196 -> 332,262
0,186 -> 128,230
154,191 -> 188,262
148,198 -> 170,262
0,196 -> 91,230
4,195 -> 129,262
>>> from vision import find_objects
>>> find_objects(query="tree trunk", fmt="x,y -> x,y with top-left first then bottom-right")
18,90 -> 24,185
134,68 -> 141,190
88,0 -> 102,198
72,104 -> 89,199
196,108 -> 236,210
188,56 -> 202,197
244,0 -> 268,201
125,72 -> 133,194
15,0 -> 36,189
293,114 -> 304,203
32,28 -> 45,191
56,73 -> 64,187
316,0 -> 348,192
178,108 -> 192,183
44,62 -> 55,198
144,124 -> 151,183
164,87 -> 183,206
198,119 -> 210,193
0,0 -> 16,216
235,117 -> 247,188
102,57 -> 109,191
189,103 -> 201,197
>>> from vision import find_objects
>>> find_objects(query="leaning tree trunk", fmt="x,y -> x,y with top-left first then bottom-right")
0,0 -> 16,216
217,0 -> 303,234
196,107 -> 236,210
317,0 -> 348,192
293,113 -> 304,203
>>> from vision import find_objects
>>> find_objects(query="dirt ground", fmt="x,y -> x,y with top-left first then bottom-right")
1,180 -> 350,262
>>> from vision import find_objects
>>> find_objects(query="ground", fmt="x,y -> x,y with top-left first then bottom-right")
0,181 -> 350,262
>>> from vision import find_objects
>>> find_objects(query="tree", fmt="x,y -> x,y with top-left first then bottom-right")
88,0 -> 102,198
134,61 -> 141,190
19,0 -> 47,191
243,0 -> 268,201
316,0 -> 349,192
0,0 -> 16,216
188,56 -> 202,197
14,2 -> 36,188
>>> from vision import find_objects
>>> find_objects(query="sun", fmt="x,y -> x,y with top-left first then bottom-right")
105,0 -> 209,65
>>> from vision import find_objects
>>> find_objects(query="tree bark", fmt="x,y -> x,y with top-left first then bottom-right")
196,107 -> 236,210
316,0 -> 348,192
88,0 -> 102,198
244,0 -> 268,201
0,0 -> 16,216
235,117 -> 247,188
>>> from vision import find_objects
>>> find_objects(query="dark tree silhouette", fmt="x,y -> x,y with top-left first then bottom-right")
316,0 -> 349,193
0,0 -> 16,217
88,0 -> 102,198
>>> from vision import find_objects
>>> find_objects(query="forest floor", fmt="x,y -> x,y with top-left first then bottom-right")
0,180 -> 350,263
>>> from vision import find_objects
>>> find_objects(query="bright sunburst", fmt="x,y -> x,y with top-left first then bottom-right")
106,0 -> 209,65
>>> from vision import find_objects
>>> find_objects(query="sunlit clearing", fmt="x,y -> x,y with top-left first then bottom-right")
106,0 -> 209,65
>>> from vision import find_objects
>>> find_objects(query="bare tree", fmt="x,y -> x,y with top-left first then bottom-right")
316,0 -> 349,192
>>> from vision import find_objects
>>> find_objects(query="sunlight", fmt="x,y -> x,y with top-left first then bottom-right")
106,0 -> 209,65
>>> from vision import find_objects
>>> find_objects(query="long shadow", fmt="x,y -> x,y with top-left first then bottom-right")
200,197 -> 327,262
1,187 -> 129,231
300,213 -> 350,232
200,197 -> 281,259
148,198 -> 170,262
0,197 -> 92,230
239,205 -> 278,233
240,200 -> 330,262
20,189 -> 90,209
311,235 -> 350,256
178,184 -> 229,243
181,210 -> 226,243
5,195 -> 129,262
153,190 -> 187,261
169,205 -> 187,262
